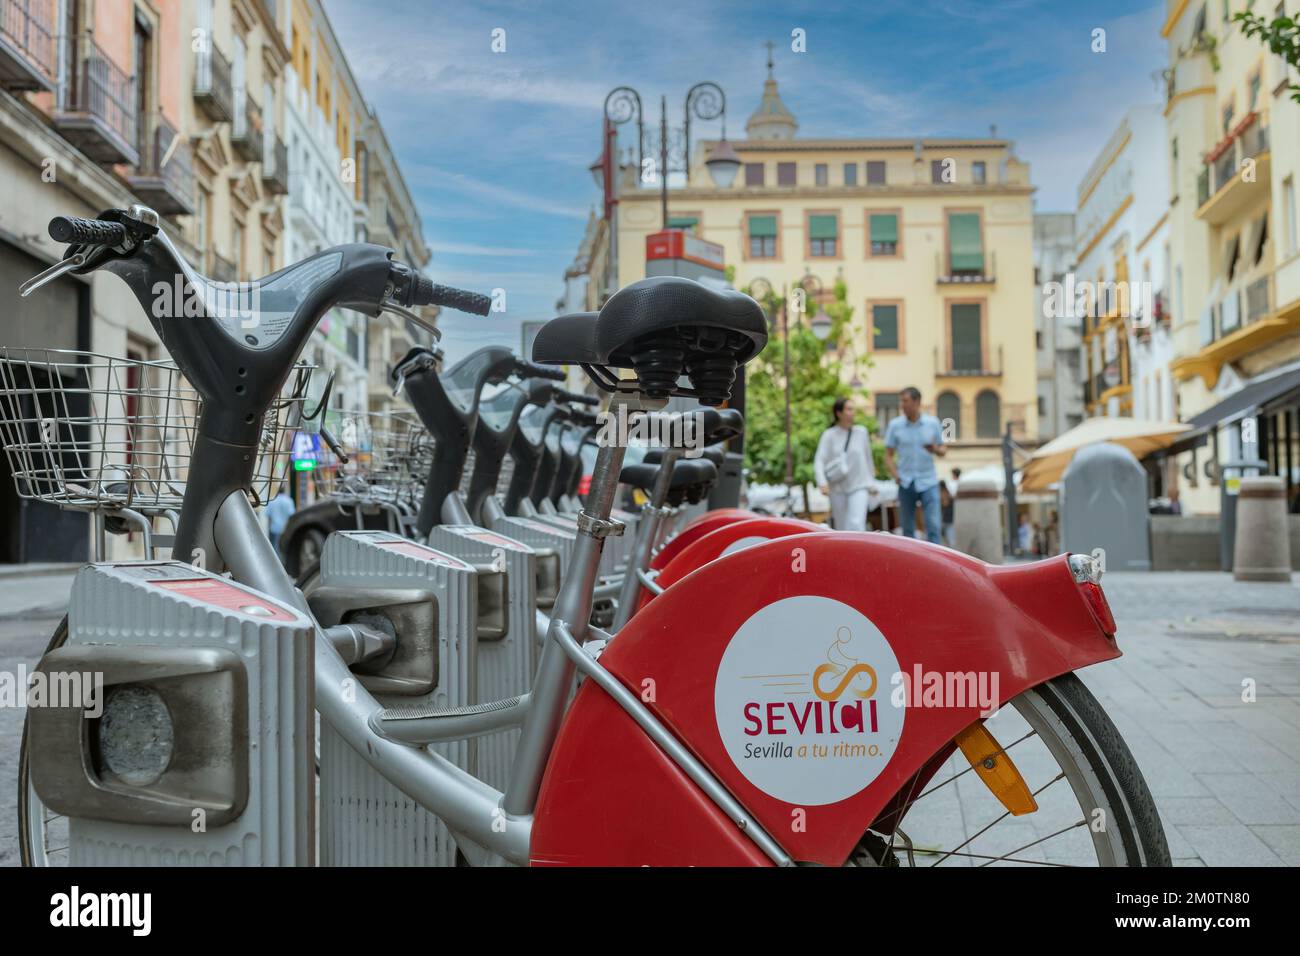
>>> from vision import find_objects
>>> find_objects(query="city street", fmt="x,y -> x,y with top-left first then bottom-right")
0,564 -> 1296,867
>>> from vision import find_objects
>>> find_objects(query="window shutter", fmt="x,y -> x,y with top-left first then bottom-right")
668,216 -> 698,232
872,304 -> 899,349
809,214 -> 837,240
748,215 -> 777,238
950,302 -> 983,371
948,213 -> 984,273
870,213 -> 898,244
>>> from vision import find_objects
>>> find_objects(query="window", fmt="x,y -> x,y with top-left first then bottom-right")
936,392 -> 961,438
1222,99 -> 1235,135
1225,233 -> 1241,280
843,163 -> 858,186
1252,213 -> 1268,265
975,390 -> 1001,438
947,211 -> 984,275
869,212 -> 899,256
949,302 -> 983,372
195,188 -> 209,251
1036,331 -> 1044,350
747,214 -> 778,258
871,302 -> 901,350
808,213 -> 838,257
1249,70 -> 1262,111
1284,177 -> 1297,255
667,215 -> 699,234
777,162 -> 796,186
866,160 -> 886,185
744,163 -> 765,186
1170,137 -> 1179,195
232,221 -> 244,278
972,161 -> 986,184
931,159 -> 948,184
1037,396 -> 1046,416
876,393 -> 900,427
815,163 -> 828,186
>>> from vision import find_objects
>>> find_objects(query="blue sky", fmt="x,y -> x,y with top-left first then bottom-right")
324,0 -> 1170,362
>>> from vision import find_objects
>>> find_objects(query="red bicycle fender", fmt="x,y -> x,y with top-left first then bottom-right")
532,533 -> 1119,866
637,517 -> 825,615
650,508 -> 756,572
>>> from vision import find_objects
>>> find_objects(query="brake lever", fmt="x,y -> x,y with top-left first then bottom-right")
381,301 -> 442,343
19,253 -> 86,298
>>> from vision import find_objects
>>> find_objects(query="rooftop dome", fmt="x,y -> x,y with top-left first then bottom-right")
745,44 -> 798,141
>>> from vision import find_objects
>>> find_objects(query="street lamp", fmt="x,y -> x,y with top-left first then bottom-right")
588,152 -> 605,192
603,81 -> 736,228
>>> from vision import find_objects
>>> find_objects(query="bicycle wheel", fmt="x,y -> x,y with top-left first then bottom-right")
18,616 -> 70,867
851,673 -> 1170,867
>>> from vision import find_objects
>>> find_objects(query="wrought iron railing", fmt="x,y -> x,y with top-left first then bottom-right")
193,41 -> 233,123
232,93 -> 263,161
61,33 -> 136,154
0,0 -> 57,89
209,252 -> 237,284
131,111 -> 195,215
262,132 -> 289,194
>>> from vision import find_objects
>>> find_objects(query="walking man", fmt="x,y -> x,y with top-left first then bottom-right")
884,387 -> 947,544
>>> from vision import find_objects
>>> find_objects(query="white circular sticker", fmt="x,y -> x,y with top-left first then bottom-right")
714,596 -> 904,806
720,535 -> 770,557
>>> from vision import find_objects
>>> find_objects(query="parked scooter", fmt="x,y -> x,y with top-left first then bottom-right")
9,208 -> 1170,867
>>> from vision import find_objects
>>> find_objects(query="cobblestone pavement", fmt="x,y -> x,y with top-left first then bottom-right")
0,568 -> 1296,866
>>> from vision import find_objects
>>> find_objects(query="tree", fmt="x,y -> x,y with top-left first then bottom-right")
1235,10 -> 1300,102
741,280 -> 880,512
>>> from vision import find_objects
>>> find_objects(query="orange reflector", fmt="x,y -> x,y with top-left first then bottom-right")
954,722 -> 1038,816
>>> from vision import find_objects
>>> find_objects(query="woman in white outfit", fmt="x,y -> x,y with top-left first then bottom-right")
815,397 -> 874,531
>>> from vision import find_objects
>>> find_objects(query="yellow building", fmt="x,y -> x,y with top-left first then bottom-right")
609,64 -> 1040,474
1161,0 -> 1300,515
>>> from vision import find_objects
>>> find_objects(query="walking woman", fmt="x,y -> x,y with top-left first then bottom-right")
815,396 -> 874,531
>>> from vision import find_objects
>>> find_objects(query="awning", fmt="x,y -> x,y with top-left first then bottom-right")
1184,364 -> 1300,431
1020,416 -> 1191,491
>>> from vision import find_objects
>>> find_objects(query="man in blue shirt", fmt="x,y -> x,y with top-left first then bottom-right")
265,484 -> 296,555
884,387 -> 947,544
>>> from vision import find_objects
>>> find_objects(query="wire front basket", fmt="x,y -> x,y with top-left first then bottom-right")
0,348 -> 313,514
314,409 -> 432,507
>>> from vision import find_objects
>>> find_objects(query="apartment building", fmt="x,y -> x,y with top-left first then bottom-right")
0,0 -> 431,559
608,63 -> 1040,474
1162,0 -> 1300,514
1033,213 -> 1082,441
1074,104 -> 1171,422
281,0 -> 369,416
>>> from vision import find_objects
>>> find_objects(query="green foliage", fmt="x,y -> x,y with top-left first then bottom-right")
740,281 -> 881,487
1235,10 -> 1300,102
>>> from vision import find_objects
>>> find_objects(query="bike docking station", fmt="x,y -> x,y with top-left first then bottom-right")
26,561 -> 316,865
308,530 -> 482,865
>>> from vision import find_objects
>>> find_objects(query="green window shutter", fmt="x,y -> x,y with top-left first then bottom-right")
748,215 -> 777,238
870,213 -> 898,244
809,214 -> 838,240
948,213 -> 984,272
872,304 -> 899,350
668,216 -> 698,232
950,302 -> 983,371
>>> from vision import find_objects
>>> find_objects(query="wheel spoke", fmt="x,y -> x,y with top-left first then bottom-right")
975,819 -> 1089,867
930,772 -> 1067,867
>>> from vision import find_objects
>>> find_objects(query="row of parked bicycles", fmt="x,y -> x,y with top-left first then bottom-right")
0,204 -> 1171,867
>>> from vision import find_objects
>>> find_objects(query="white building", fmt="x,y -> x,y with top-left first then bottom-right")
279,0 -> 369,417
1074,104 -> 1171,421
1034,213 -> 1082,440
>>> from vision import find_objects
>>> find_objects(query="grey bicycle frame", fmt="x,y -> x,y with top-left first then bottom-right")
205,390 -> 792,867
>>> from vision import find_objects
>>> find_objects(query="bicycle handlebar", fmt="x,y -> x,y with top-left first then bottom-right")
49,215 -> 127,246
516,359 -> 566,382
554,388 -> 599,406
411,276 -> 493,316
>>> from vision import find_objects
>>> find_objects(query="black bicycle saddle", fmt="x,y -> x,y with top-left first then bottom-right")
619,457 -> 718,493
532,277 -> 767,405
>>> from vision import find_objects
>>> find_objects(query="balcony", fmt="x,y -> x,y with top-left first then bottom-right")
935,343 -> 1003,378
128,112 -> 195,216
231,94 -> 263,163
193,42 -> 233,123
936,250 -> 996,285
1196,114 -> 1271,226
0,0 -> 56,91
1175,271 -> 1285,388
53,34 -> 137,165
262,132 -> 288,195
208,252 -> 237,284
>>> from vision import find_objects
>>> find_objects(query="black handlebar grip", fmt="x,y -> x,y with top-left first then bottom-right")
49,216 -> 127,246
412,275 -> 492,316
555,388 -> 599,406
519,360 -> 566,382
